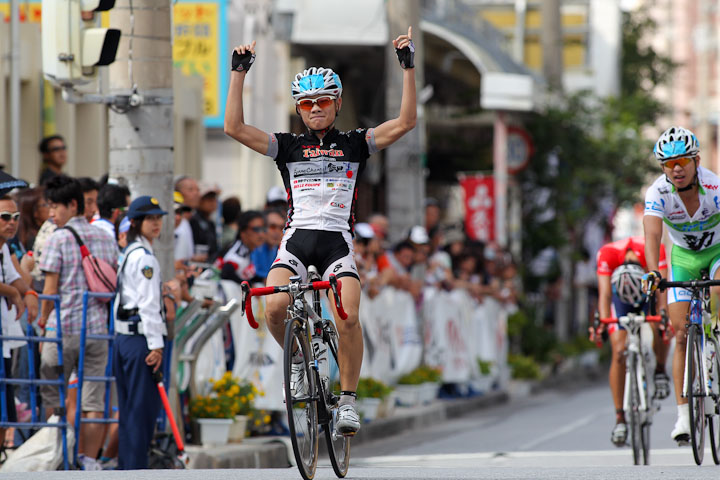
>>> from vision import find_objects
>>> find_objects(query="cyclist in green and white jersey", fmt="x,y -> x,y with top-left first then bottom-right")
643,126 -> 720,444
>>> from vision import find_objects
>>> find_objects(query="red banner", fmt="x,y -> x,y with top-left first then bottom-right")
460,175 -> 494,242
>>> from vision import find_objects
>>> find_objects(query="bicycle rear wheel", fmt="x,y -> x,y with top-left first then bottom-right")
284,317 -> 319,480
627,353 -> 642,466
323,320 -> 350,478
707,337 -> 720,465
688,324 -> 706,465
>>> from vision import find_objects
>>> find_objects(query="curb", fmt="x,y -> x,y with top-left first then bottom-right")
187,390 -> 509,469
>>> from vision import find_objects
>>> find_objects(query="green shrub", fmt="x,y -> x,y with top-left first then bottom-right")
356,377 -> 393,399
397,365 -> 443,385
476,358 -> 493,376
508,354 -> 541,380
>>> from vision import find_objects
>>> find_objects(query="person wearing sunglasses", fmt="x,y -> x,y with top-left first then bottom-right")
225,26 -> 417,436
643,125 -> 720,444
216,211 -> 265,284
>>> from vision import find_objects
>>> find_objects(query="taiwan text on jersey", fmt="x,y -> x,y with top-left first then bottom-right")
266,128 -> 378,232
644,166 -> 720,251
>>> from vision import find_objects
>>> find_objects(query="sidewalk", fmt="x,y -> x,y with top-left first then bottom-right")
185,356 -> 604,469
186,390 -> 509,469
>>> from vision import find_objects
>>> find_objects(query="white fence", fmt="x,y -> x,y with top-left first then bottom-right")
190,282 -> 510,411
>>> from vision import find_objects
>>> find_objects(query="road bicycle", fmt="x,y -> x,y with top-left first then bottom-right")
594,307 -> 668,465
241,267 -> 350,480
659,273 -> 720,465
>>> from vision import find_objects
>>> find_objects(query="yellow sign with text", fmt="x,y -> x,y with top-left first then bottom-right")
173,3 -> 220,119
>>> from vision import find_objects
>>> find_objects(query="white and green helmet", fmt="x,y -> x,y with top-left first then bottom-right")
653,126 -> 700,161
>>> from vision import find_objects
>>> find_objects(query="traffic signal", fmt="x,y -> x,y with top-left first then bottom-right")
42,0 -> 121,87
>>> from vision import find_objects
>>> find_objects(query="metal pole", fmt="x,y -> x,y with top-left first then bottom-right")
493,112 -> 508,248
698,0 -> 710,154
10,0 -> 20,177
513,0 -> 527,64
108,0 -> 174,280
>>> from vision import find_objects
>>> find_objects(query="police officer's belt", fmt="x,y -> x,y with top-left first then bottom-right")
115,318 -> 167,336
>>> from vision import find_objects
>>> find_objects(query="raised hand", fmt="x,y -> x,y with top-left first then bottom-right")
393,26 -> 415,69
232,41 -> 257,73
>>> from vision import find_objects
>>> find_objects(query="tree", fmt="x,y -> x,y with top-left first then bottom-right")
517,7 -> 675,327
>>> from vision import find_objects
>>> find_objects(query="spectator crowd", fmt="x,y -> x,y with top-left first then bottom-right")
0,134 -> 519,470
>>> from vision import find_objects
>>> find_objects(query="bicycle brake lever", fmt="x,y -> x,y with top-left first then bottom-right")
328,275 -> 348,320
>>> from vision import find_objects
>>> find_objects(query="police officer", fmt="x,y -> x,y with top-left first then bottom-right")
113,196 -> 169,469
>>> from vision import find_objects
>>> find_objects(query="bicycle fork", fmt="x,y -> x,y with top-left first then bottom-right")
624,345 -> 648,414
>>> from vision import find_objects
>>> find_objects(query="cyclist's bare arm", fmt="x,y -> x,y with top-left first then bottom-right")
224,41 -> 272,155
598,275 -> 612,320
373,27 -> 417,151
643,215 -> 663,274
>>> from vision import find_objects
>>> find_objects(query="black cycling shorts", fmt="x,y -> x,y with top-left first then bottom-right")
270,228 -> 359,281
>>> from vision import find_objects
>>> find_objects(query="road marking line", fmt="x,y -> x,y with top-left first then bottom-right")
517,412 -> 602,450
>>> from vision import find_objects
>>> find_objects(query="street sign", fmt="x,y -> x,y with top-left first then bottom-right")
507,126 -> 534,174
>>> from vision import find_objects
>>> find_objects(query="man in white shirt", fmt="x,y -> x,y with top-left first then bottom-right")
93,183 -> 130,240
0,195 -> 38,449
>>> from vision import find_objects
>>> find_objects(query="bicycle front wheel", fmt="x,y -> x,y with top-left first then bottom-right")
284,317 -> 319,480
688,324 -> 706,465
323,320 -> 350,478
627,353 -> 642,466
707,337 -> 720,465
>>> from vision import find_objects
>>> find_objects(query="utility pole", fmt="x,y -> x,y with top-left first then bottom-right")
540,0 -> 563,91
9,0 -> 20,177
108,0 -> 174,280
385,0 -> 425,242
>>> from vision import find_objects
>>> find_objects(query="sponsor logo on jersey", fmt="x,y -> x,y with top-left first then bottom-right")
293,166 -> 323,177
330,202 -> 346,209
302,147 -> 345,158
704,184 -> 719,191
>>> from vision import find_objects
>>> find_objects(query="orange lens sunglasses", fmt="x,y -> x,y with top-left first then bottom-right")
296,96 -> 336,111
662,157 -> 694,169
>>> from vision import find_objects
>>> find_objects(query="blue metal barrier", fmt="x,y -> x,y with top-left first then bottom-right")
74,291 -> 117,467
0,294 -> 69,470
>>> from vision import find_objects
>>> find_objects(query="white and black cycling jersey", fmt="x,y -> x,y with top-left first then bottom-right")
265,127 -> 378,233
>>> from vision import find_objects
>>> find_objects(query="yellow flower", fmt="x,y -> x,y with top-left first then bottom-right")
254,419 -> 261,426
263,415 -> 271,424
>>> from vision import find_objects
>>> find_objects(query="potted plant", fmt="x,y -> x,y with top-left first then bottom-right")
395,365 -> 442,406
355,377 -> 393,422
189,393 -> 235,446
472,358 -> 494,393
507,354 -> 542,398
210,372 -> 259,443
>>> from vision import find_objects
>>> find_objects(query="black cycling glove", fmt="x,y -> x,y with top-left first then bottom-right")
395,39 -> 415,69
232,50 -> 255,73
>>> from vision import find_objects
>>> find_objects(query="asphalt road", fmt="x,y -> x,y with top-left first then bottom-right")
7,379 -> 720,479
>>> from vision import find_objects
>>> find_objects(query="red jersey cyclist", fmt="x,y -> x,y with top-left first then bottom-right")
593,237 -> 669,447
224,28 -> 417,435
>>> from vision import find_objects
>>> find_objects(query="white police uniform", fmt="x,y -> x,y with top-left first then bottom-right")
112,196 -> 168,470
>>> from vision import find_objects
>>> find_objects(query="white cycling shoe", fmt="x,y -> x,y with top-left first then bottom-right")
671,414 -> 690,445
336,404 -> 361,436
290,362 -> 306,398
611,423 -> 627,447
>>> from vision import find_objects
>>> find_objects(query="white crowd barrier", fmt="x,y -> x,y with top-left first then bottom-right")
190,283 -> 510,410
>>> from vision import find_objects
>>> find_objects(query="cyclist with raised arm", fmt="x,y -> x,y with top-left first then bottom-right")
593,237 -> 669,447
643,126 -> 720,444
224,28 -> 417,436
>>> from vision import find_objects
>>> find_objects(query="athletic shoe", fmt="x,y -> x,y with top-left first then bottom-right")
611,422 -> 627,447
654,371 -> 671,400
671,414 -> 690,444
290,362 -> 306,398
99,456 -> 118,470
336,404 -> 361,436
78,454 -> 102,471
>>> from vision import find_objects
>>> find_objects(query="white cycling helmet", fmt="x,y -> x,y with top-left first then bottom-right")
653,126 -> 700,161
291,67 -> 342,100
611,263 -> 645,306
